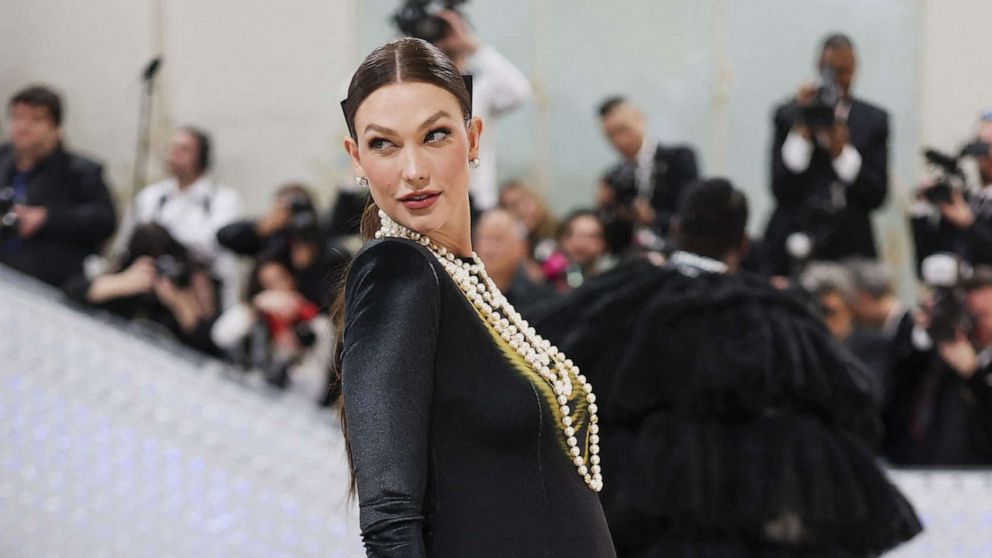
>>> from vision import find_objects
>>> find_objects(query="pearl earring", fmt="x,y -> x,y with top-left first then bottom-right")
356,176 -> 369,188
469,158 -> 480,169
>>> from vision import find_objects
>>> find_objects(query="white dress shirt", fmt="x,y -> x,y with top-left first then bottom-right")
117,175 -> 242,308
781,101 -> 862,184
465,45 -> 532,210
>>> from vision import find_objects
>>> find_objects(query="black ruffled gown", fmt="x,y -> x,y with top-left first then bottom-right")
534,255 -> 922,557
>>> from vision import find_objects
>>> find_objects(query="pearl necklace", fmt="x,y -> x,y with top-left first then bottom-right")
375,210 -> 603,493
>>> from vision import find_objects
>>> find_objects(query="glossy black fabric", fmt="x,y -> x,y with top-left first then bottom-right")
535,259 -> 922,557
341,238 -> 615,558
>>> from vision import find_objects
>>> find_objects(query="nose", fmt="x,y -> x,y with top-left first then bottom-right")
401,148 -> 430,189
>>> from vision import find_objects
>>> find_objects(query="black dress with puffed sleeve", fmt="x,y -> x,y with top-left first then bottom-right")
341,238 -> 616,558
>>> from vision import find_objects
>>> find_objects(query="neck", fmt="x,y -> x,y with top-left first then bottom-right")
14,142 -> 57,171
176,172 -> 200,190
429,229 -> 473,258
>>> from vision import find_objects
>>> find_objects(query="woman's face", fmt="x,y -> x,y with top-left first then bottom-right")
345,82 -> 482,248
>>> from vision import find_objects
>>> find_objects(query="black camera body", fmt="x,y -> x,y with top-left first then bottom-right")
0,187 -> 19,241
801,66 -> 841,132
154,254 -> 192,288
282,192 -> 319,238
604,161 -> 639,207
393,0 -> 469,43
921,141 -> 990,205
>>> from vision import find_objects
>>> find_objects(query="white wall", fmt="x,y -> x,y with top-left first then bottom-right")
0,0 -> 358,215
1,0 -> 990,268
919,0 -> 992,154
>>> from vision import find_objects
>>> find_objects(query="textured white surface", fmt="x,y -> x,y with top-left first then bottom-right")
2,269 -> 991,556
0,270 -> 364,558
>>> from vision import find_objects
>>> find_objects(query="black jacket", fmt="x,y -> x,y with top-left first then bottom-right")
765,98 -> 889,275
0,143 -> 116,286
535,259 -> 921,556
603,144 -> 699,236
910,192 -> 992,274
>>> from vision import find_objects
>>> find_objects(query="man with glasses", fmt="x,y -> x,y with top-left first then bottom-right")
0,85 -> 116,286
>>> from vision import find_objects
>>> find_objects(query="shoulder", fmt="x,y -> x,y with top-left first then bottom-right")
655,144 -> 697,161
62,149 -> 104,177
136,179 -> 171,203
852,98 -> 889,123
347,238 -> 441,292
211,181 -> 241,201
773,100 -> 799,126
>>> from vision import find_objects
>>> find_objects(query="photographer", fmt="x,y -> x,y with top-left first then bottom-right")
765,34 -> 889,275
64,223 -> 220,356
211,255 -> 333,391
912,130 -> 992,272
217,183 -> 349,308
117,126 -> 242,308
886,265 -> 992,465
0,85 -> 116,287
596,96 -> 699,253
394,3 -> 532,211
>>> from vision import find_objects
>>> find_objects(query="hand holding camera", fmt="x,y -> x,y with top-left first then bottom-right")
13,205 -> 47,238
938,331 -> 979,379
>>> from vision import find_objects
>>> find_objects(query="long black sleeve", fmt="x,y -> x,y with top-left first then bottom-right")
341,239 -> 440,558
216,220 -> 265,255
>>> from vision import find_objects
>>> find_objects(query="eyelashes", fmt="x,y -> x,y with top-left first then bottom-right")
425,127 -> 451,143
366,127 -> 453,152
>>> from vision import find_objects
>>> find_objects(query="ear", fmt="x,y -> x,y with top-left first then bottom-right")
343,136 -> 365,179
467,116 -> 484,161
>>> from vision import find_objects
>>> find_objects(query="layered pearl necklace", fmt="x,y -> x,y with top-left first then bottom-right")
375,210 -> 603,493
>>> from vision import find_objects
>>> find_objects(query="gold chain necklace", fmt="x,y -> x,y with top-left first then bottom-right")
375,210 -> 603,492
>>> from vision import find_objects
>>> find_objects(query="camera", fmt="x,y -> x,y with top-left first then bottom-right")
393,0 -> 469,43
921,254 -> 972,343
801,66 -> 841,131
282,192 -> 318,239
0,187 -> 19,241
154,254 -> 192,288
921,141 -> 990,205
604,161 -> 639,207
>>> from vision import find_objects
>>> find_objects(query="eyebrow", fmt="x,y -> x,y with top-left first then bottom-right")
363,110 -> 452,136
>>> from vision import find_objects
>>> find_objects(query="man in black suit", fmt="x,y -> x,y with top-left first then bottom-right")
596,96 -> 698,252
0,85 -> 116,287
765,34 -> 889,276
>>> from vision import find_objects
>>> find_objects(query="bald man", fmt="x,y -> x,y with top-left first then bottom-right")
475,209 -> 555,317
596,96 -> 699,249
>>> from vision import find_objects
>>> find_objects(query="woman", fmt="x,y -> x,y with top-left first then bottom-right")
337,38 -> 615,557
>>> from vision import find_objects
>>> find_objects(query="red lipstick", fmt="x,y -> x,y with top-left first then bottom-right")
399,191 -> 441,210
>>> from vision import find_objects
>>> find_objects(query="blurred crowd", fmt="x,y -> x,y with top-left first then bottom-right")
2,21 -> 991,467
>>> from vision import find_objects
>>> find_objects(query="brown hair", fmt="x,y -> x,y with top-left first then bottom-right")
10,85 -> 63,126
332,37 -> 473,495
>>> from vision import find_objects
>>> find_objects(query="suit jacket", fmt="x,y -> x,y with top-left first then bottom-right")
603,143 -> 699,237
910,192 -> 992,275
765,98 -> 889,275
0,143 -> 116,286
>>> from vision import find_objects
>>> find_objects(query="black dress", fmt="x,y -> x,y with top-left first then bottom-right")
534,257 -> 922,557
341,238 -> 616,558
